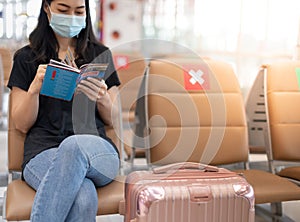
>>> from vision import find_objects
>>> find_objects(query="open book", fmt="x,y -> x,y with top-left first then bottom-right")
40,60 -> 108,101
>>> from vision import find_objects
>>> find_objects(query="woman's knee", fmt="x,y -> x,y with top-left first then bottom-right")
59,135 -> 100,155
59,135 -> 82,152
58,135 -> 87,159
61,134 -> 117,161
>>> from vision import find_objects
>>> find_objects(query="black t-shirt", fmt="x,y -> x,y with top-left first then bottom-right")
7,42 -> 121,170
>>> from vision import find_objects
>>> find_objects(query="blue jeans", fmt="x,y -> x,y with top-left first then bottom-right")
23,134 -> 120,222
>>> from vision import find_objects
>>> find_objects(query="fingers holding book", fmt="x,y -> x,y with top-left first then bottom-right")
76,78 -> 108,101
97,80 -> 107,97
29,64 -> 47,94
97,79 -> 108,99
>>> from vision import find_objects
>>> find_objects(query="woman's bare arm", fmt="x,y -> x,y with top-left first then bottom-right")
11,64 -> 46,133
96,85 -> 119,126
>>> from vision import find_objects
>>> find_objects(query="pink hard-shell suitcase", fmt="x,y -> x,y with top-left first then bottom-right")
123,162 -> 255,222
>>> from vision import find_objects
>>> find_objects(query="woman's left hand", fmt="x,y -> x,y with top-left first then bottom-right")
76,77 -> 108,102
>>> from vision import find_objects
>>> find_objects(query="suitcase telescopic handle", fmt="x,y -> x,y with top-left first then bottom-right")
153,162 -> 219,174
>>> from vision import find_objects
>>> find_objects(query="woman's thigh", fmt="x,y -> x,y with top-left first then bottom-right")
23,135 -> 120,189
23,148 -> 57,190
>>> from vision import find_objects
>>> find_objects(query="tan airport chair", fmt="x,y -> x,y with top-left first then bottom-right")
0,48 -> 13,86
3,92 -> 126,221
112,51 -> 148,162
263,61 -> 300,185
245,69 -> 267,154
0,48 -> 13,123
139,58 -> 300,220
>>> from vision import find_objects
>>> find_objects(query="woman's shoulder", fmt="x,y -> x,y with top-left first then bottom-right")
13,45 -> 35,61
89,41 -> 109,51
88,41 -> 110,56
87,42 -> 114,64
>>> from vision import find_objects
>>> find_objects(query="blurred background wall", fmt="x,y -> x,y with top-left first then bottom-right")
0,0 -> 300,95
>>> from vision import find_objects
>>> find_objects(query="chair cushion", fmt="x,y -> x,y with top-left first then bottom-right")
234,169 -> 300,204
97,175 -> 126,215
5,175 -> 126,221
277,166 -> 300,181
5,180 -> 35,220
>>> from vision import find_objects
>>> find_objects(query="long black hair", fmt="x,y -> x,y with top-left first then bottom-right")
28,0 -> 100,63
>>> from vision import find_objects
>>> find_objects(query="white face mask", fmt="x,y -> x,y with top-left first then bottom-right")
49,8 -> 86,38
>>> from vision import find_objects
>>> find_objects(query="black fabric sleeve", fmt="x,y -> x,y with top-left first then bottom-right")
7,46 -> 37,91
92,48 -> 121,89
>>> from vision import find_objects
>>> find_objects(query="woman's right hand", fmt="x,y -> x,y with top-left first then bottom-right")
28,64 -> 47,94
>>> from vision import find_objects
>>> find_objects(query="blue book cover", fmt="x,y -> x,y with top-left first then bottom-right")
40,60 -> 107,101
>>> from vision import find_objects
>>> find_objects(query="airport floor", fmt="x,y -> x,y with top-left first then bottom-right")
0,92 -> 299,221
